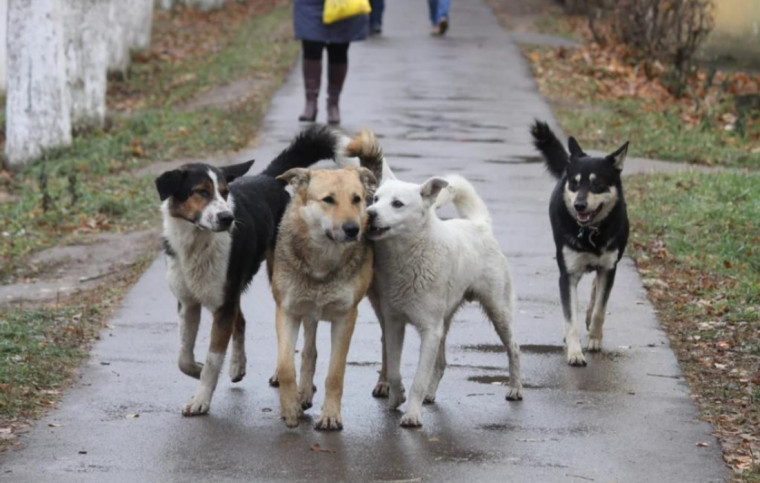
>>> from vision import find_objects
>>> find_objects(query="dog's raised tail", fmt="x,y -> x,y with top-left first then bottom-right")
342,128 -> 396,183
435,174 -> 492,226
530,120 -> 568,179
261,125 -> 346,178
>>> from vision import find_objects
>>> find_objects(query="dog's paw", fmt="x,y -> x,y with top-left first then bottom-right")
422,394 -> 436,405
268,373 -> 280,387
372,381 -> 390,398
506,386 -> 523,401
388,388 -> 406,409
281,401 -> 303,428
179,360 -> 203,379
314,412 -> 343,431
399,409 -> 423,428
299,387 -> 315,411
587,337 -> 602,352
567,350 -> 587,367
182,397 -> 211,417
229,356 -> 246,383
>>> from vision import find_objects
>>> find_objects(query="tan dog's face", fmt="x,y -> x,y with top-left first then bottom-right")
279,167 -> 377,243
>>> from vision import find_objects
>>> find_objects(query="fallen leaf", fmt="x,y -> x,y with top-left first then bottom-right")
309,443 -> 336,454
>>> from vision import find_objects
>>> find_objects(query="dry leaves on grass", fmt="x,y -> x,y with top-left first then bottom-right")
633,236 -> 760,475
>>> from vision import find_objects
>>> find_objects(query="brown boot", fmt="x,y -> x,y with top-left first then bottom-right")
299,59 -> 322,122
326,63 -> 347,125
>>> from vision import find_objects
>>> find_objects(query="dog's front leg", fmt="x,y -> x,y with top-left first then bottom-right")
384,316 -> 407,410
177,300 -> 203,379
275,305 -> 302,428
401,322 -> 444,427
586,268 -> 616,352
315,309 -> 358,431
560,272 -> 586,366
228,310 -> 246,383
298,317 -> 319,410
182,305 -> 236,416
368,286 -> 389,398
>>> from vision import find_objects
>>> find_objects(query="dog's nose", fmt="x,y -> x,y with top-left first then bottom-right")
342,222 -> 360,240
368,210 -> 377,223
217,212 -> 234,230
574,200 -> 587,213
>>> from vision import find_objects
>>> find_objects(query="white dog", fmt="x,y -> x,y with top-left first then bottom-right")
366,172 -> 523,427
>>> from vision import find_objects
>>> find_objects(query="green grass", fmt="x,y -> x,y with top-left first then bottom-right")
555,100 -> 760,169
0,4 -> 299,279
627,171 -> 760,323
0,306 -> 98,418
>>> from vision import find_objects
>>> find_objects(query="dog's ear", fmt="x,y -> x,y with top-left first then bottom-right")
356,167 -> 377,196
568,136 -> 586,159
420,177 -> 449,207
276,168 -> 310,190
607,141 -> 629,171
155,169 -> 185,201
221,159 -> 254,183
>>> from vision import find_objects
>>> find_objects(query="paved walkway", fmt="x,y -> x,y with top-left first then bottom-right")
1,1 -> 727,481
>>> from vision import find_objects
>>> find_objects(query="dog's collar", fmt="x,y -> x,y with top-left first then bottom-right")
577,224 -> 600,248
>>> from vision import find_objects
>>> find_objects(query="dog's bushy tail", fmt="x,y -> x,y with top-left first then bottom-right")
261,125 -> 348,178
530,120 -> 568,179
342,129 -> 396,184
435,174 -> 492,226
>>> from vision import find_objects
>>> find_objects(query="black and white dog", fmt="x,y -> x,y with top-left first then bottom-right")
155,126 -> 346,416
531,121 -> 629,366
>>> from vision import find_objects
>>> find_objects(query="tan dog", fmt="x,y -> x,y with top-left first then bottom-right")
271,166 -> 376,430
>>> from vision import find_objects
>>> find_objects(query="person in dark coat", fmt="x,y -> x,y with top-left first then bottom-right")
294,0 -> 369,125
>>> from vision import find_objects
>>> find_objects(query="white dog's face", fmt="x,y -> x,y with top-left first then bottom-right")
367,178 -> 447,240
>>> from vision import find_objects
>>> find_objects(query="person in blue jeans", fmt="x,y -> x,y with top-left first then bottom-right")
369,0 -> 384,35
428,0 -> 450,36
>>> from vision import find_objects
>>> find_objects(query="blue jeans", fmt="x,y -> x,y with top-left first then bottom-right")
369,0 -> 384,29
428,0 -> 450,25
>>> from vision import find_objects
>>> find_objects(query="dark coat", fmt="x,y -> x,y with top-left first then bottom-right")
294,0 -> 369,43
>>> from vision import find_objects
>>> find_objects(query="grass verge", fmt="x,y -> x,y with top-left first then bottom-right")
0,0 -> 298,447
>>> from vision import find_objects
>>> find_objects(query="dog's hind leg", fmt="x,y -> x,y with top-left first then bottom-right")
401,320 -> 444,427
424,315 -> 453,404
560,272 -> 586,366
586,268 -> 616,352
315,309 -> 358,431
182,305 -> 236,416
276,306 -> 303,428
368,286 -> 390,398
229,310 -> 247,383
178,300 -> 203,379
299,317 -> 319,410
480,285 -> 523,401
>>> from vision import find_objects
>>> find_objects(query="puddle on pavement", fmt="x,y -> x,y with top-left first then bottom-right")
467,374 -> 540,389
461,344 -> 564,354
483,155 -> 543,165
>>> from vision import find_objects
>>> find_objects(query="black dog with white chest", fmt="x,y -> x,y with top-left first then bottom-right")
531,121 -> 629,367
155,126 -> 345,416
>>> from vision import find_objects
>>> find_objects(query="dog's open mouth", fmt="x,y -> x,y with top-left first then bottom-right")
368,225 -> 389,238
576,204 -> 602,225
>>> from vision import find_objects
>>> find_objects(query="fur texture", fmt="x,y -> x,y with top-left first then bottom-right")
531,120 -> 630,366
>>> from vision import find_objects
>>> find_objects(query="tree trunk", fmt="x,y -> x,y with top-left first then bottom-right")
127,0 -> 154,51
182,0 -> 226,11
5,0 -> 71,168
64,0 -> 109,132
107,0 -> 130,74
0,0 -> 8,93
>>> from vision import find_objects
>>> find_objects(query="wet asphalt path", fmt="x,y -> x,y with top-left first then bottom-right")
1,1 -> 728,481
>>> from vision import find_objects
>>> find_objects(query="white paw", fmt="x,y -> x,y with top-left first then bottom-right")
587,337 -> 602,352
281,399 -> 303,428
400,409 -> 423,427
182,396 -> 211,416
314,411 -> 343,431
388,387 -> 406,409
567,349 -> 587,367
506,385 -> 523,401
178,359 -> 203,379
299,386 -> 315,410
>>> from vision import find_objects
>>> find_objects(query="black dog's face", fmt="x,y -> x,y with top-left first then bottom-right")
155,160 -> 254,232
562,138 -> 628,226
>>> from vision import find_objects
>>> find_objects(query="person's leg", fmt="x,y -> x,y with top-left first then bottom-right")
326,43 -> 349,125
299,40 -> 324,122
427,0 -> 438,25
369,0 -> 384,33
436,0 -> 449,35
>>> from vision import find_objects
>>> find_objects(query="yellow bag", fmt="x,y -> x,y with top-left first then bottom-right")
323,0 -> 371,25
